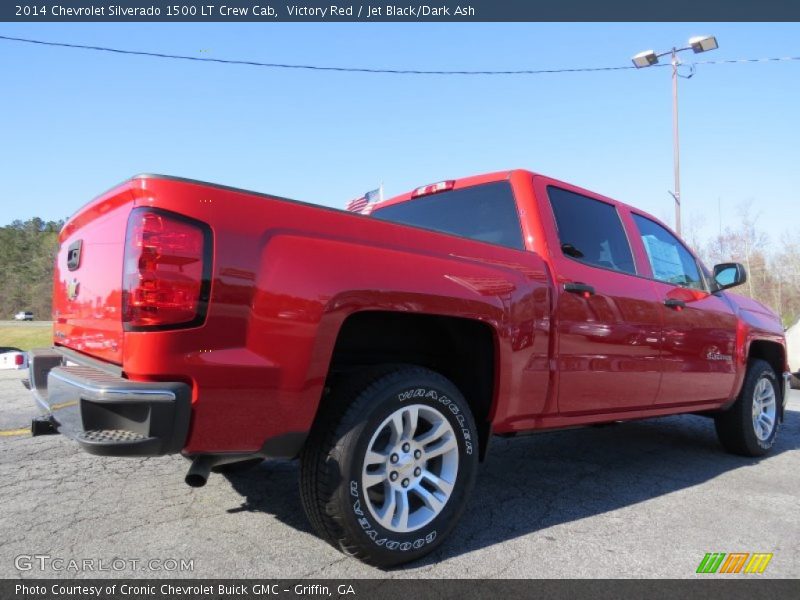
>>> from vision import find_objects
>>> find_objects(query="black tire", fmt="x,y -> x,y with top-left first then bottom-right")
299,365 -> 479,568
714,359 -> 780,457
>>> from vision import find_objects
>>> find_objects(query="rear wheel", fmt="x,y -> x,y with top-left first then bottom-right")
715,359 -> 780,456
300,365 -> 478,567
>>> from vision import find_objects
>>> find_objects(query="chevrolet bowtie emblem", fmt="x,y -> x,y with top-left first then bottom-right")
67,279 -> 80,301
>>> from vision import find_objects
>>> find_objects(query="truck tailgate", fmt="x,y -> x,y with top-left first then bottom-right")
52,183 -> 135,365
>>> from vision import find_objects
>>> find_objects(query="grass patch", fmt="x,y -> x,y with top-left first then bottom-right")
0,324 -> 53,351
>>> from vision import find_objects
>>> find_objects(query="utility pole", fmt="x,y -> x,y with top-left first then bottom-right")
671,48 -> 682,235
632,35 -> 719,235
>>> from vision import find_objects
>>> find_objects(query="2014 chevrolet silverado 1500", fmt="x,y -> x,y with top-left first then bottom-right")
28,170 -> 790,566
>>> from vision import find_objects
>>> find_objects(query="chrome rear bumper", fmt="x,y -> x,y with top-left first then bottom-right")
28,348 -> 190,456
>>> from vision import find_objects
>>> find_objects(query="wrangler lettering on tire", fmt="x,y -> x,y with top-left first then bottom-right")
299,365 -> 478,567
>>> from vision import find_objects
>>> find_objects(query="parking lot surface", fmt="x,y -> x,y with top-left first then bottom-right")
1,368 -> 798,578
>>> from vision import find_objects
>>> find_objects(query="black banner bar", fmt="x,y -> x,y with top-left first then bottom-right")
4,580 -> 800,600
2,0 -> 800,22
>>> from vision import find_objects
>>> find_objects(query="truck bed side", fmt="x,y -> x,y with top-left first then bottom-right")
121,176 -> 552,454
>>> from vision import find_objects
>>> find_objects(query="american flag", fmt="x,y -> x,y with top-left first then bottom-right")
346,187 -> 382,213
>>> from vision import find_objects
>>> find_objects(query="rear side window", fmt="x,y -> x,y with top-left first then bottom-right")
632,214 -> 705,290
371,182 -> 524,250
546,186 -> 636,275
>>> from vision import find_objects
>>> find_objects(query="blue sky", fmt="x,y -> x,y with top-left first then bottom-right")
1,22 -> 798,248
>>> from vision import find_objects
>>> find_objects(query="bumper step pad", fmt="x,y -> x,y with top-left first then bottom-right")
77,429 -> 161,453
80,429 -> 150,443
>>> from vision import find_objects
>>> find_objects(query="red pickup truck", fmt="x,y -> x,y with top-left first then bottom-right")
29,170 -> 790,567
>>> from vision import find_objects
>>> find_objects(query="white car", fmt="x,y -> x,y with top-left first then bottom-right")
0,348 -> 28,370
14,311 -> 33,321
786,318 -> 800,388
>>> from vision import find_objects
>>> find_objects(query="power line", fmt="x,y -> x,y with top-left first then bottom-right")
0,33 -> 634,74
0,33 -> 798,76
695,56 -> 800,65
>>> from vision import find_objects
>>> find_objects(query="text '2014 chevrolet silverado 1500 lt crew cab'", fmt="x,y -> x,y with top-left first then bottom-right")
28,170 -> 790,567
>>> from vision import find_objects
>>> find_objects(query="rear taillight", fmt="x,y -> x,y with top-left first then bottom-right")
411,180 -> 455,198
15,354 -> 24,366
122,208 -> 211,330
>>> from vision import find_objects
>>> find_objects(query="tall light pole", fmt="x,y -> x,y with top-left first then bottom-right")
632,35 -> 719,236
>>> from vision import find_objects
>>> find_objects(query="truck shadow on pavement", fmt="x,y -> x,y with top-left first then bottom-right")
223,409 -> 799,569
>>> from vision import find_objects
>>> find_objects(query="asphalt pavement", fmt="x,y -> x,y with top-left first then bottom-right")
1,368 -> 798,579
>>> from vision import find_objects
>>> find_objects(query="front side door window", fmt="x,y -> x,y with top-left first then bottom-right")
631,214 -> 705,290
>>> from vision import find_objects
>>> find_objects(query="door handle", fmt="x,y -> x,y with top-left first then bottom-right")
564,282 -> 595,298
664,298 -> 686,311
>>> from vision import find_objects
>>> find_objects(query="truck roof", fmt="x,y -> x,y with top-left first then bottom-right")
375,168 -> 635,216
76,170 -> 655,238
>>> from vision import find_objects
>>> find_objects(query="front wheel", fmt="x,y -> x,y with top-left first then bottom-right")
300,366 -> 479,567
715,359 -> 781,456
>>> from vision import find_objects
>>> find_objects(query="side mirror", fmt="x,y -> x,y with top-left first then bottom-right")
713,262 -> 747,290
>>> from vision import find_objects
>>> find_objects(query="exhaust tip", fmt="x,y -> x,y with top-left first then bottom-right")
184,454 -> 260,487
185,456 -> 212,488
185,473 -> 208,488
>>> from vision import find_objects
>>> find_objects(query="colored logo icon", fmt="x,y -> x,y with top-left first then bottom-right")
697,552 -> 773,574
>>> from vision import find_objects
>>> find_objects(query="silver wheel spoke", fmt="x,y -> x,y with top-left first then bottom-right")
363,467 -> 386,488
365,449 -> 388,466
415,419 -> 448,446
394,490 -> 410,530
375,488 -> 398,528
388,412 -> 405,445
413,484 -> 445,513
403,406 -> 419,440
421,469 -> 454,496
424,433 -> 458,460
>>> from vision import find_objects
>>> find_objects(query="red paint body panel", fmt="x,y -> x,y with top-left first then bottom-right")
531,175 -> 663,414
50,170 -> 787,454
53,184 -> 133,364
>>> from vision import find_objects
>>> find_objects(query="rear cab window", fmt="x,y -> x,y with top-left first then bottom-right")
546,186 -> 637,275
631,213 -> 706,290
371,181 -> 525,250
